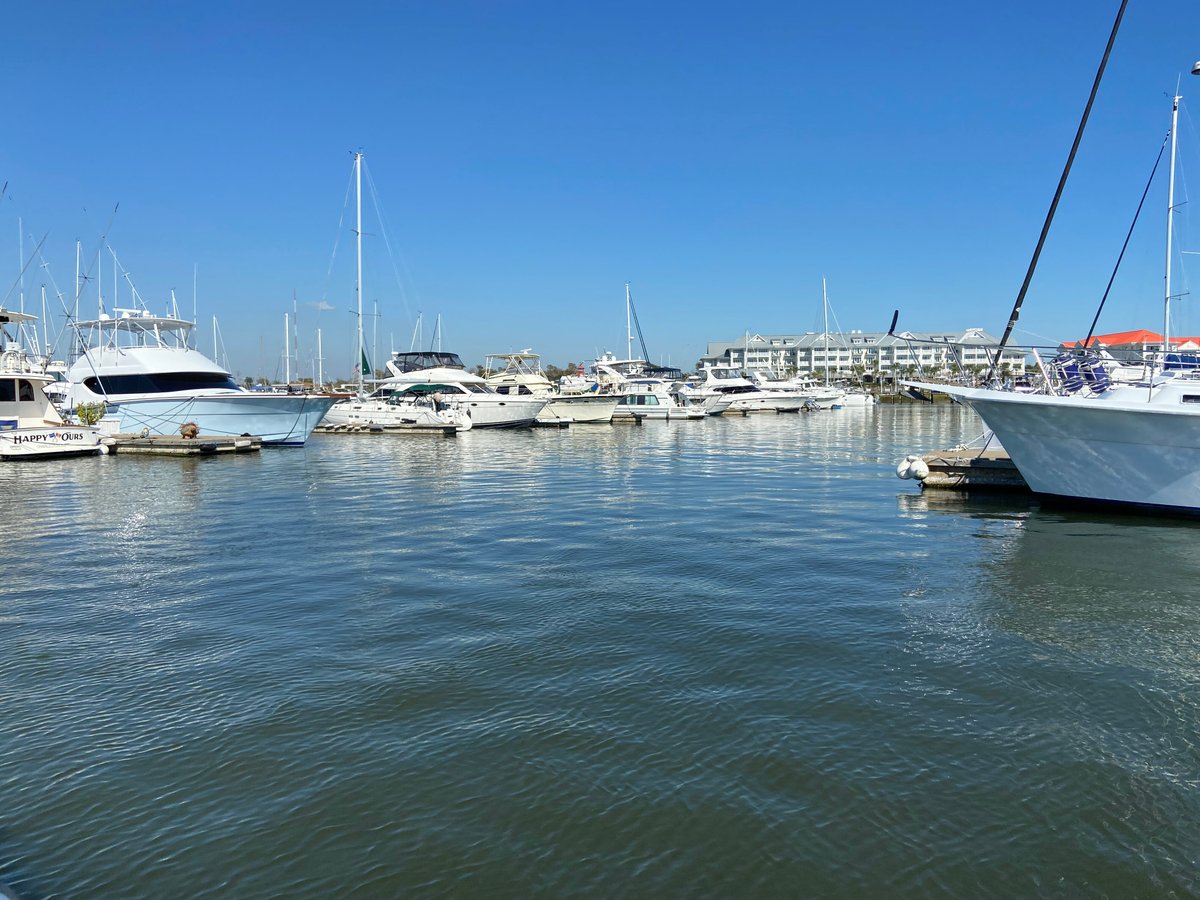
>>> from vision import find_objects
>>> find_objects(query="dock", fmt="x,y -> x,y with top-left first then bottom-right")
102,434 -> 263,455
311,423 -> 458,437
898,447 -> 1028,491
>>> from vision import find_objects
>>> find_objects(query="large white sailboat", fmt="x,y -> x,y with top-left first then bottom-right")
908,49 -> 1200,512
320,153 -> 471,432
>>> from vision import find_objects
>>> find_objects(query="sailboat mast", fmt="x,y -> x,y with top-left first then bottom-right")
625,282 -> 633,360
1164,90 -> 1181,355
822,277 -> 830,385
355,150 -> 365,397
284,312 -> 291,385
17,219 -> 24,318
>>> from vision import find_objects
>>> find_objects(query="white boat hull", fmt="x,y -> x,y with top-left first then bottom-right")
911,381 -> 1200,511
0,425 -> 102,459
731,394 -> 813,413
98,393 -> 337,446
542,394 -> 619,423
455,397 -> 544,428
322,398 -> 471,430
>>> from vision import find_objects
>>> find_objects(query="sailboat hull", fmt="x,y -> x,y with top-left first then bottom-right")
911,381 -> 1200,512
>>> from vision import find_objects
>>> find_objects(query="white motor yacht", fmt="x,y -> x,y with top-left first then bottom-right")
484,352 -> 618,424
699,365 -> 811,413
383,350 -> 546,428
776,375 -> 846,409
321,384 -> 472,431
63,309 -> 336,446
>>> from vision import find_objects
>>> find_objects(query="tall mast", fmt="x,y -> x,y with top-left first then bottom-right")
74,241 -> 81,325
284,312 -> 290,385
355,150 -> 365,398
18,218 -> 24,316
317,328 -> 324,391
625,282 -> 633,360
1164,89 -> 1181,355
822,277 -> 830,385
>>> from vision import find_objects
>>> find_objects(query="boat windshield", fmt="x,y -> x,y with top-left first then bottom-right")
83,372 -> 242,394
389,351 -> 466,373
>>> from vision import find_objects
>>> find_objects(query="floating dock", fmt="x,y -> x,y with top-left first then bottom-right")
898,447 -> 1028,492
102,434 -> 262,455
311,423 -> 458,437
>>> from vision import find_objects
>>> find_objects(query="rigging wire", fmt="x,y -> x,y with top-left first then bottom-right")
991,0 -> 1129,376
1082,132 -> 1170,347
362,159 -> 417,327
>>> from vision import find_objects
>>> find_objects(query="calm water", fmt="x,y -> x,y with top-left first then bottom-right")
3,406 -> 1199,898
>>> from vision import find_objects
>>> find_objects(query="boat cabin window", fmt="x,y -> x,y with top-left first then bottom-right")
1182,395 -> 1200,404
495,386 -> 511,395
83,372 -> 241,394
18,380 -> 34,402
0,380 -> 14,402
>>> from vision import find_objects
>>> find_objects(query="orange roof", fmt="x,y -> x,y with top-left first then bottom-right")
1063,329 -> 1200,347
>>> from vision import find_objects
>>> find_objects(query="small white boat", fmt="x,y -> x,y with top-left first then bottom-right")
0,367 -> 100,459
0,307 -> 101,459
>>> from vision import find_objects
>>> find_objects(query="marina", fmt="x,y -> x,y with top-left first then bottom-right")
6,1 -> 1200,897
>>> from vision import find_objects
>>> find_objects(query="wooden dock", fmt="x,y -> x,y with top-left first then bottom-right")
311,423 -> 458,437
103,434 -> 262,455
900,448 -> 1029,491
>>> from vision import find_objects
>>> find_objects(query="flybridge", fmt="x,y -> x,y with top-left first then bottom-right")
387,351 -> 466,373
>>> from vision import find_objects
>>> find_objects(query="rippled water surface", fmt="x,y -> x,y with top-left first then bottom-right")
3,406 -> 1199,898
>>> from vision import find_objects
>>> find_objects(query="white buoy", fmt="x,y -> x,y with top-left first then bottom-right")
896,454 -> 931,481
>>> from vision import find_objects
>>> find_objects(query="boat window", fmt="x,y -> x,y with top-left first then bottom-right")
82,372 -> 242,394
1182,395 -> 1200,404
18,380 -> 35,402
0,380 -> 14,402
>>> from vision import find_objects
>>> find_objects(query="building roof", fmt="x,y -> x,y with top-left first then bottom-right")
1063,330 -> 1200,348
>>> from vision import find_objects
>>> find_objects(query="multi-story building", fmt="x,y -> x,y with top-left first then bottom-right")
700,328 -> 1027,380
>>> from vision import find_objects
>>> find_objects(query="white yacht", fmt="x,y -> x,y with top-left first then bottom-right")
1,309 -> 101,459
63,308 -> 336,446
383,350 -> 546,428
670,376 -> 738,416
773,374 -> 846,409
484,351 -> 618,423
586,355 -> 704,420
699,365 -> 811,413
321,385 -> 472,431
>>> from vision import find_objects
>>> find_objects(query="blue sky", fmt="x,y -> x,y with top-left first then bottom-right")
4,1 -> 1200,380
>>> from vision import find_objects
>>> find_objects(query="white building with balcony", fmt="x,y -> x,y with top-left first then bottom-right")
700,328 -> 1027,380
